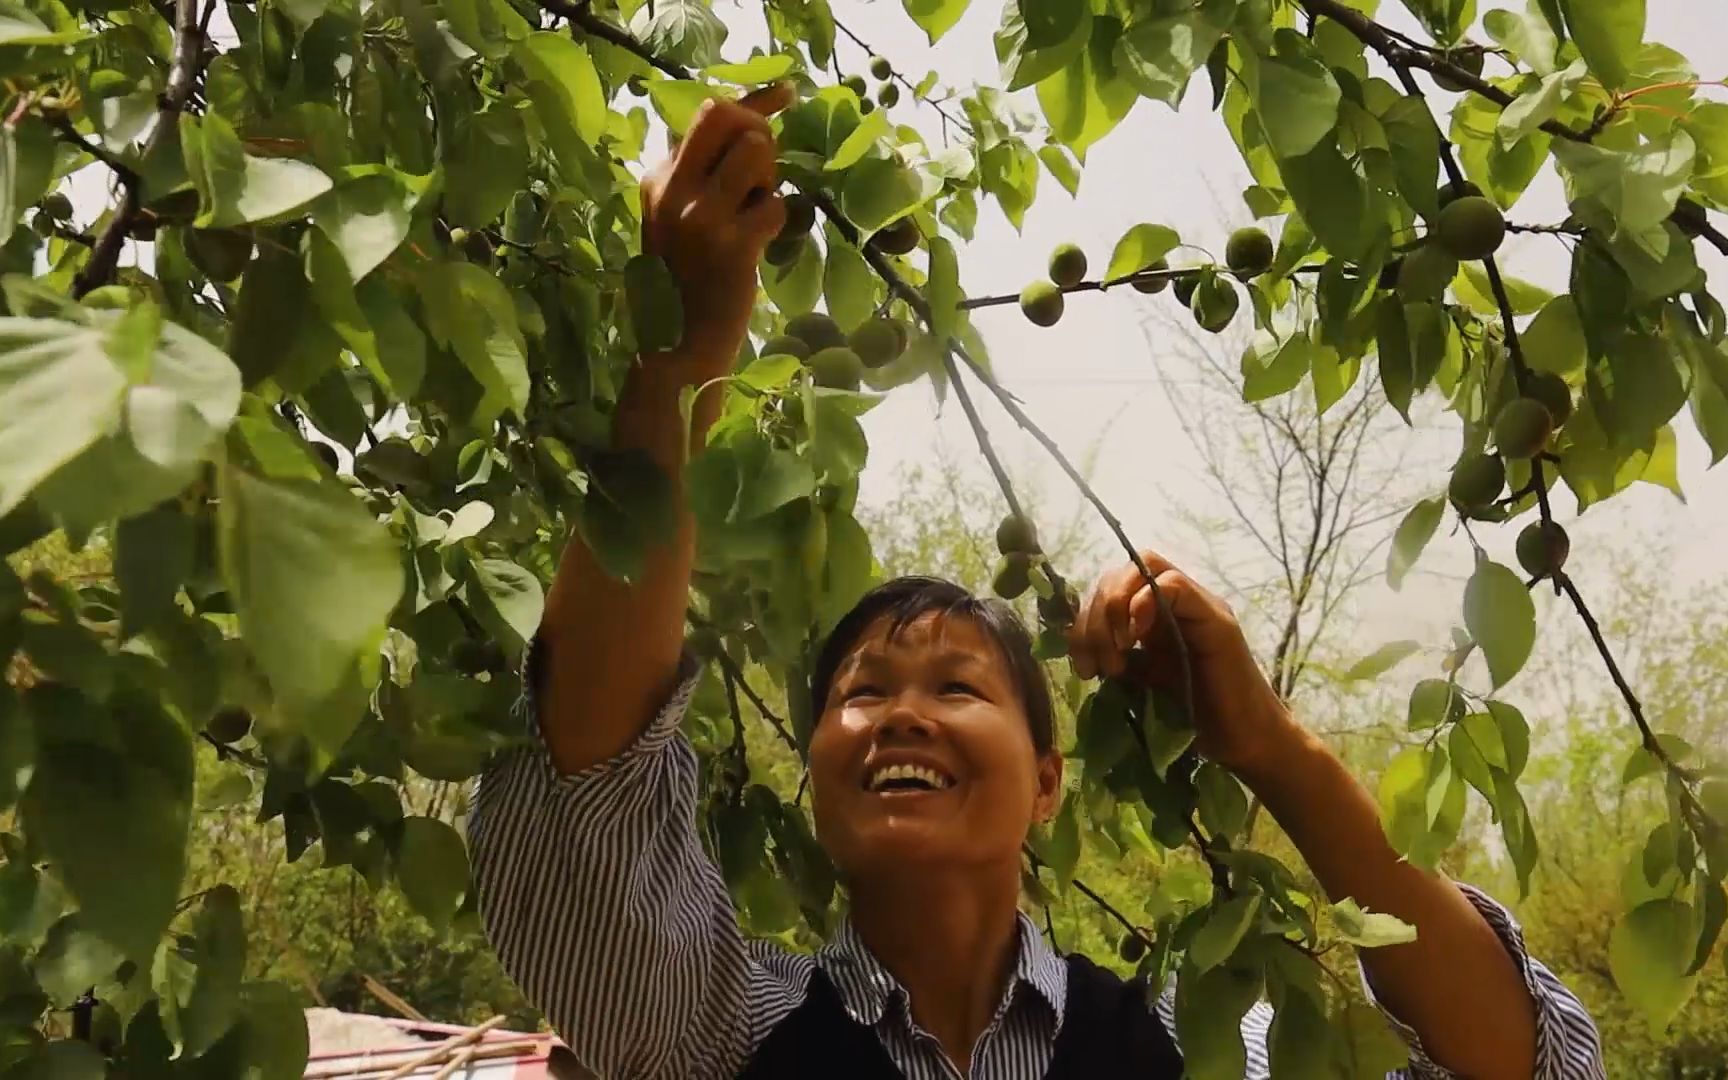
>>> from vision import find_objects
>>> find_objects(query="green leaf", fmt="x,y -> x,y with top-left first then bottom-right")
1174,963 -> 1260,1080
393,817 -> 468,930
826,110 -> 889,172
1552,132 -> 1695,246
628,0 -> 728,67
840,157 -> 931,236
217,462 -> 401,753
1588,330 -> 1687,448
1610,898 -> 1698,1030
1020,0 -> 1084,51
206,982 -> 309,1080
1486,3 -> 1561,75
417,262 -> 530,425
1112,0 -> 1234,107
1279,141 -> 1370,261
1330,897 -> 1419,947
515,32 -> 607,162
156,885 -> 246,1058
1247,35 -> 1342,160
1,1041 -> 107,1080
1104,223 -> 1179,281
1381,96 -> 1442,220
1037,143 -> 1081,196
1559,0 -> 1644,90
762,227 -> 824,315
0,317 -> 129,518
625,254 -> 684,353
1036,15 -> 1138,161
1387,497 -> 1443,590
115,504 -> 193,637
1344,640 -> 1422,682
440,100 -> 530,228
926,236 -> 961,342
1463,559 -> 1535,688
183,113 -> 333,229
21,697 -> 192,960
1457,263 -> 1552,316
1189,892 -> 1263,973
646,80 -> 729,136
1497,59 -> 1589,145
1038,797 -> 1081,886
32,914 -> 125,1005
1241,333 -> 1312,402
702,53 -> 797,85
824,237 -> 879,331
1407,678 -> 1464,731
1522,295 -> 1587,376
1196,762 -> 1248,841
900,0 -> 969,43
312,167 -> 425,283
466,558 -> 543,652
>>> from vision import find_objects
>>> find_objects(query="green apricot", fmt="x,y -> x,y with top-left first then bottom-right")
1435,196 -> 1507,261
786,311 -> 847,351
1225,227 -> 1274,278
1494,397 -> 1554,459
1048,242 -> 1088,288
1020,280 -> 1064,327
1448,453 -> 1506,509
995,513 -> 1039,556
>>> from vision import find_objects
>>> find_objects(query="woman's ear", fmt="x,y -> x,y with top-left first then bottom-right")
1032,750 -> 1065,823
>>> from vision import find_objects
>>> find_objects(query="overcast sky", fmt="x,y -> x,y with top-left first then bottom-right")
705,0 -> 1728,662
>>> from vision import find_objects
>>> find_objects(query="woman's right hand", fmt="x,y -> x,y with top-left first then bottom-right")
639,82 -> 795,377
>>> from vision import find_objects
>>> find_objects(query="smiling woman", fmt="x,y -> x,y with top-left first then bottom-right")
463,77 -> 1604,1080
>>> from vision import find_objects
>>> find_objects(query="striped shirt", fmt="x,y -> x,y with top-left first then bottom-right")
468,649 -> 1606,1079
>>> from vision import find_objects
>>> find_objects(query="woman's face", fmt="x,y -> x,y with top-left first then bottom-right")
807,611 -> 1063,879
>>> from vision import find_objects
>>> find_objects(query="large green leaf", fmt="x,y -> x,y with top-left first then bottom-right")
312,167 -> 426,283
1112,0 -> 1235,107
155,885 -> 246,1058
514,32 -> 607,170
840,157 -> 933,236
1463,559 -> 1534,688
1036,16 -> 1138,161
182,113 -> 333,229
1559,0 -> 1644,89
1387,497 -> 1443,590
1246,33 -> 1342,160
393,816 -> 468,930
1104,223 -> 1179,281
0,317 -> 128,518
629,0 -> 728,67
1553,132 -> 1695,250
900,0 -> 969,43
217,461 -> 401,751
21,695 -> 192,961
1610,898 -> 1697,1030
1188,892 -> 1262,972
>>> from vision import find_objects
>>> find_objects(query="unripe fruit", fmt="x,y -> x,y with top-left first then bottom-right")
1493,397 -> 1554,459
808,346 -> 864,390
689,627 -> 723,660
186,228 -> 253,281
877,83 -> 899,108
1048,242 -> 1087,288
781,192 -> 816,238
207,706 -> 253,744
1515,521 -> 1570,580
1192,274 -> 1240,334
1396,243 -> 1458,302
1436,180 -> 1483,209
42,192 -> 72,220
1435,196 -> 1506,261
992,554 -> 1031,600
311,442 -> 340,472
30,212 -> 54,237
848,318 -> 904,368
86,69 -> 133,99
1378,258 -> 1403,290
995,513 -> 1039,556
869,55 -> 892,80
1525,371 -> 1573,429
1432,46 -> 1485,93
858,98 -> 876,115
1019,280 -> 1064,327
1118,934 -> 1147,963
786,311 -> 846,351
1225,227 -> 1274,278
873,218 -> 919,255
761,334 -> 811,360
1171,272 -> 1200,308
1448,453 -> 1506,509
842,74 -> 867,96
765,232 -> 806,266
627,74 -> 648,96
1037,583 -> 1080,628
462,229 -> 494,264
1132,258 -> 1170,294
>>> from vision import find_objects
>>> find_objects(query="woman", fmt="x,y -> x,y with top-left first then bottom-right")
468,86 -> 1604,1078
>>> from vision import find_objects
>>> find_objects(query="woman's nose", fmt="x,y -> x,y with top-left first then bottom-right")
878,697 -> 937,740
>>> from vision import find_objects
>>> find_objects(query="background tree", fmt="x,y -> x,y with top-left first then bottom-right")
1,0 -> 1725,1074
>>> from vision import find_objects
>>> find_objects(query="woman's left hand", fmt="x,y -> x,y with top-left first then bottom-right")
1066,549 -> 1297,778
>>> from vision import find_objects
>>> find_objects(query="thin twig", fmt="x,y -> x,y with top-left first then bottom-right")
829,15 -> 970,136
75,0 -> 203,297
715,647 -> 800,754
46,116 -> 141,186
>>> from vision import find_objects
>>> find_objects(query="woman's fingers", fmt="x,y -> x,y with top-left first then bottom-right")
738,80 -> 797,118
706,128 -> 778,213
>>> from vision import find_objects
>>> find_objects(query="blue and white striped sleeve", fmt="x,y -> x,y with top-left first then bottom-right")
466,643 -> 805,1079
1367,883 -> 1606,1080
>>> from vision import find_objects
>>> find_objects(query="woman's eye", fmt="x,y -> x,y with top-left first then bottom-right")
941,681 -> 981,698
843,685 -> 883,702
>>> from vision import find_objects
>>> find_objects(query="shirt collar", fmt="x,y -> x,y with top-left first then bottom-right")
816,910 -> 1069,1031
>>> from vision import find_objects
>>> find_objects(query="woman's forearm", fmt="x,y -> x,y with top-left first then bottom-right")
1234,720 -> 1536,1079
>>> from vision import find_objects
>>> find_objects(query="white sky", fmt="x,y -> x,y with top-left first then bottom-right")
712,0 -> 1728,656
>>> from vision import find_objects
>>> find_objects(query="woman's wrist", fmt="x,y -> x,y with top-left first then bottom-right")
1226,707 -> 1332,805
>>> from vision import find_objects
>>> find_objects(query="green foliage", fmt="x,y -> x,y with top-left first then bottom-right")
0,0 -> 1722,1070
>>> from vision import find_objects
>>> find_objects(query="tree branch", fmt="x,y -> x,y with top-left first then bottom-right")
74,0 -> 203,297
538,0 -> 692,79
829,15 -> 971,137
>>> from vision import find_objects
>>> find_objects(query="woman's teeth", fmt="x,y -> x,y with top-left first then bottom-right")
867,763 -> 952,792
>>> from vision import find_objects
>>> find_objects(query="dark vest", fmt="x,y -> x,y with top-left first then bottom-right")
738,952 -> 1185,1078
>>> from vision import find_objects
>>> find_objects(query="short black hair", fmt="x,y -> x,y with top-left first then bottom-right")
809,576 -> 1055,755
